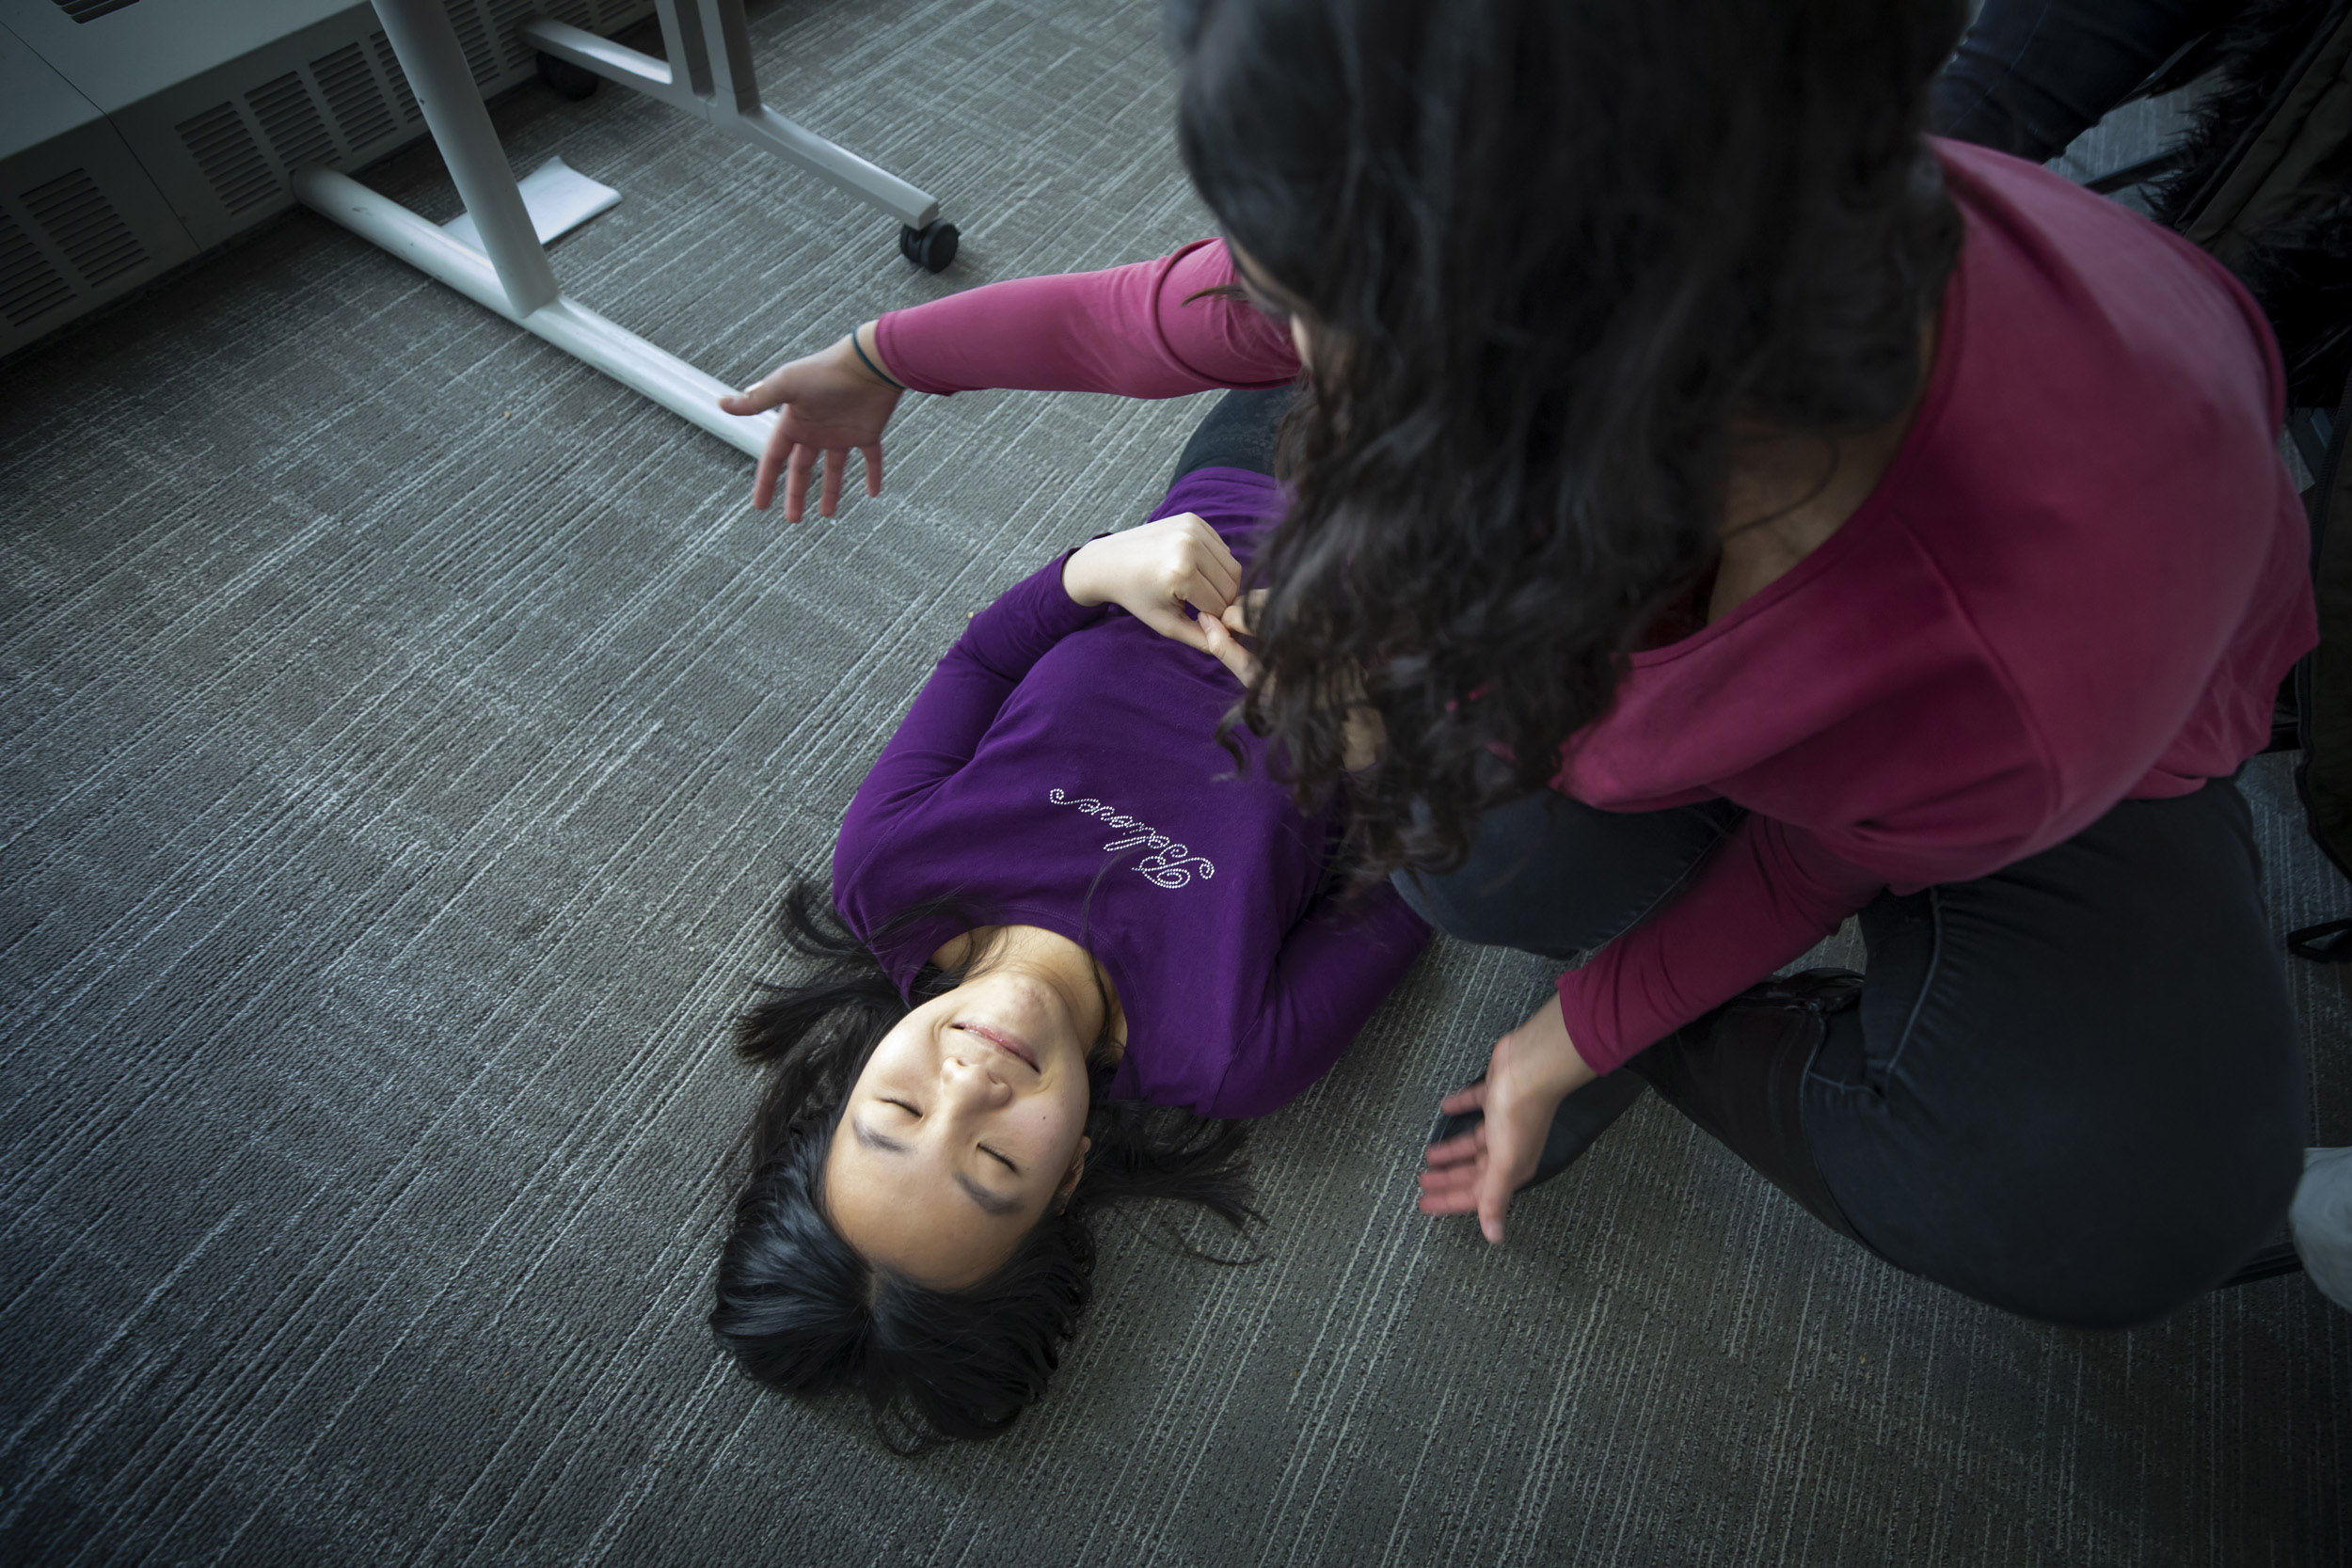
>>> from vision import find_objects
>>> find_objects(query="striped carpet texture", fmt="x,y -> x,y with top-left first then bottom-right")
2,2 -> 2345,1562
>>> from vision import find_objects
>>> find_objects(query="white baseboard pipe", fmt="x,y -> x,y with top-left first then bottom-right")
294,166 -> 775,460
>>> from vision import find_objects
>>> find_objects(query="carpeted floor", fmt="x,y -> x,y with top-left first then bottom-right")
2,3 -> 2346,1564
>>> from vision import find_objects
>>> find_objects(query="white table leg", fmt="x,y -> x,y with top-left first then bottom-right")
371,0 -> 556,315
291,0 -> 780,459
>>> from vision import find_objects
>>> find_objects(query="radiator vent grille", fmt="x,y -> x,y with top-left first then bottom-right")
51,0 -> 141,21
544,0 -> 594,27
446,0 -> 502,88
0,212 -> 76,328
372,32 -> 421,122
487,0 -> 541,71
176,103 -> 278,215
247,72 -> 335,173
311,44 -> 397,151
19,169 -> 150,288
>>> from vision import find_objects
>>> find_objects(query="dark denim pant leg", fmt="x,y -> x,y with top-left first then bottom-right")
1391,791 -> 1744,963
1399,776 -> 2303,1328
1803,777 -> 2306,1327
1394,790 -> 1859,1234
1170,387 -> 1296,484
1929,0 -> 2223,162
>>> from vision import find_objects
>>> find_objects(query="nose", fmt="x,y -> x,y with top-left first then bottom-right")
938,1050 -> 1013,1111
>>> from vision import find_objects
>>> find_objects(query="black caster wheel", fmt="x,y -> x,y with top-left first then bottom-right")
899,219 -> 959,273
536,52 -> 599,102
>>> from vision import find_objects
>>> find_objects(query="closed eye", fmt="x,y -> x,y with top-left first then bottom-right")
878,1098 -> 1016,1177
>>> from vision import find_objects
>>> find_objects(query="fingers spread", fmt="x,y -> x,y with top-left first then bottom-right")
819,448 -> 846,517
861,444 -> 884,498
752,429 -> 790,512
1422,1126 -> 1485,1168
784,445 -> 815,525
1437,1082 -> 1489,1117
721,378 -> 782,416
1476,1162 -> 1522,1244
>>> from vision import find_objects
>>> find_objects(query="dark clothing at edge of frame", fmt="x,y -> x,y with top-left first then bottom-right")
1929,0 -> 2236,164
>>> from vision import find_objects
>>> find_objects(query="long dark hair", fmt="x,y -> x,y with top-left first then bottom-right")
1168,0 -> 1964,874
708,881 -> 1257,1453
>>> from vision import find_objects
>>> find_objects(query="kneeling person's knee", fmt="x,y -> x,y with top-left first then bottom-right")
1890,1143 -> 2303,1331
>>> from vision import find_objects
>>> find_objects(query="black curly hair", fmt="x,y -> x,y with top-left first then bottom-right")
1166,0 -> 1966,875
708,882 -> 1257,1453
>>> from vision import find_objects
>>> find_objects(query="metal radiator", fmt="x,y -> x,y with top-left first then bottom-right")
0,0 -> 655,356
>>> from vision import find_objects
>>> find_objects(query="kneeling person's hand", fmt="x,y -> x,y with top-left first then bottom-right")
1419,997 -> 1598,1243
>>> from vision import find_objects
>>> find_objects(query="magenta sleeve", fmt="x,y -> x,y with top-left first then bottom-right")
871,239 -> 1302,398
1553,816 -> 1885,1074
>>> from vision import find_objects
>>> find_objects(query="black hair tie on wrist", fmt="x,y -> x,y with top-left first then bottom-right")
852,334 -> 906,392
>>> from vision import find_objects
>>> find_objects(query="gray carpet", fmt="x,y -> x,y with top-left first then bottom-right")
3,3 -> 2347,1563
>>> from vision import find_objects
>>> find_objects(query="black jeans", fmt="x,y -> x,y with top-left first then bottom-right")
1929,0 -> 2237,163
1169,385 -> 1295,486
1395,782 -> 2309,1328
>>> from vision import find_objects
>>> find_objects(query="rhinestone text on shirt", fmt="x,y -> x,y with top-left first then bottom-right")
1048,789 -> 1216,889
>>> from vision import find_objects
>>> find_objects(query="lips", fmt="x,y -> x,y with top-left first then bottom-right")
956,1022 -> 1039,1071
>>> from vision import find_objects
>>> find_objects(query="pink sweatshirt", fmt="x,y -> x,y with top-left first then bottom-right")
873,140 -> 2315,1074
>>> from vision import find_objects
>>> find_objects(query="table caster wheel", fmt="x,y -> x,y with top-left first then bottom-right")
536,52 -> 599,101
899,220 -> 959,273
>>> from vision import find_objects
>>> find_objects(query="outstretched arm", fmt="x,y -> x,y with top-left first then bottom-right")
1419,816 -> 1888,1245
723,242 -> 1299,520
874,239 -> 1302,398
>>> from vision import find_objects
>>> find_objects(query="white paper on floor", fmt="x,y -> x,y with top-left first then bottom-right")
442,157 -> 622,253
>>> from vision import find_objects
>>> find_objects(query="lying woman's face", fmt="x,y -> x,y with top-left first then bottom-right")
823,971 -> 1096,1288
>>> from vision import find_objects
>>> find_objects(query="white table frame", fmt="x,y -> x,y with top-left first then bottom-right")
524,0 -> 940,230
294,0 -> 947,458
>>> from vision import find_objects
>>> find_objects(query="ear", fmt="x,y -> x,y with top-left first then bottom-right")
1055,1135 -> 1093,1210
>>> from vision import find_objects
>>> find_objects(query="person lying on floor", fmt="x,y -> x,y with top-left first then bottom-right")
706,449 -> 1428,1451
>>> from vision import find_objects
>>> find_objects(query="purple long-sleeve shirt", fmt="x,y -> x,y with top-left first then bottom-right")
831,467 -> 1430,1119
